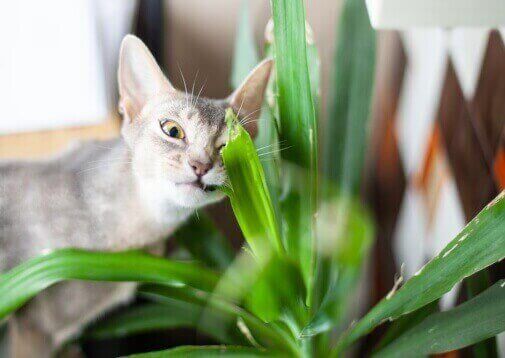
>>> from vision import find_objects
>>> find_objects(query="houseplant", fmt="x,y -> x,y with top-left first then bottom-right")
0,0 -> 504,356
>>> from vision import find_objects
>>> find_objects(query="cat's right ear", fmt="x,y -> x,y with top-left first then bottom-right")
228,59 -> 273,138
118,35 -> 174,122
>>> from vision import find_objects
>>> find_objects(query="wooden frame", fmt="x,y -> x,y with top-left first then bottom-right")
366,0 -> 505,28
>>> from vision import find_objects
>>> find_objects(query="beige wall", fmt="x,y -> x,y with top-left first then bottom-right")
0,1 -> 342,159
164,0 -> 342,114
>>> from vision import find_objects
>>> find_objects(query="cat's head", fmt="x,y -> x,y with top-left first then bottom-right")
118,35 -> 272,209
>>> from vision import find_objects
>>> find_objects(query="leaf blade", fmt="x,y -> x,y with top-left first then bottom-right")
335,191 -> 505,351
374,300 -> 440,351
303,197 -> 374,336
465,270 -> 499,357
85,303 -> 224,343
374,280 -> 505,357
128,345 -> 278,358
175,213 -> 234,271
221,109 -> 283,257
323,0 -> 376,196
231,0 -> 259,90
85,300 -> 241,344
140,285 -> 298,355
270,0 -> 318,306
0,249 -> 218,320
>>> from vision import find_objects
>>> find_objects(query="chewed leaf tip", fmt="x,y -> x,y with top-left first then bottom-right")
218,184 -> 234,197
225,108 -> 240,139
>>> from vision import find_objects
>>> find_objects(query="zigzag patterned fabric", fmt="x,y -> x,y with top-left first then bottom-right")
367,29 -> 505,308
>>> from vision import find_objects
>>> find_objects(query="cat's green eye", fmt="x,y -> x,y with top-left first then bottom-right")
160,120 -> 185,140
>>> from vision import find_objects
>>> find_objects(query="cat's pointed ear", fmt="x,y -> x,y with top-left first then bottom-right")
228,59 -> 273,137
118,34 -> 174,121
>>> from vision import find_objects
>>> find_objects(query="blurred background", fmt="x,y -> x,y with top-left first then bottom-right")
1,0 -> 504,355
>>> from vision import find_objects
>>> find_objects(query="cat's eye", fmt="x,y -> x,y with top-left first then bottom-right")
160,120 -> 185,140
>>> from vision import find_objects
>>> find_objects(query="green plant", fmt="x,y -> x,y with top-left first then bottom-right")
1,0 -> 505,357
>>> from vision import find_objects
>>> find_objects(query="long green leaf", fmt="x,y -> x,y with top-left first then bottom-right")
231,0 -> 259,90
175,214 -> 234,271
270,0 -> 317,169
255,104 -> 282,242
334,191 -> 505,352
271,0 -> 318,307
221,109 -> 283,258
307,0 -> 376,337
0,249 -> 218,319
302,197 -> 374,336
231,2 -> 283,240
374,280 -> 505,357
374,300 -> 439,351
128,345 -> 277,357
256,27 -> 283,237
140,285 -> 299,355
465,270 -> 498,357
87,303 -> 201,338
306,31 -> 321,121
323,0 -> 376,196
85,301 -> 240,344
244,255 -> 306,325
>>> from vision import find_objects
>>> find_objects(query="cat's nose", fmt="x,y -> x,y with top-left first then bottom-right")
189,159 -> 212,177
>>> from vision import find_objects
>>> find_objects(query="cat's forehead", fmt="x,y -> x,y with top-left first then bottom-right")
145,94 -> 226,130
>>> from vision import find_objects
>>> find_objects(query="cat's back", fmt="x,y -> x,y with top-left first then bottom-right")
0,139 -> 117,210
0,139 -> 125,269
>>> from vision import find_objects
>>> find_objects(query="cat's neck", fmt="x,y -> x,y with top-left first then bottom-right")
100,138 -> 193,228
134,173 -> 194,227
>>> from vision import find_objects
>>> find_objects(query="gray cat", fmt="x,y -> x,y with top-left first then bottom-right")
0,35 -> 272,357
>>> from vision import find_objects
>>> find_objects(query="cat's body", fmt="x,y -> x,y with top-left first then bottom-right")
0,138 -> 188,356
0,138 -> 183,269
0,35 -> 272,357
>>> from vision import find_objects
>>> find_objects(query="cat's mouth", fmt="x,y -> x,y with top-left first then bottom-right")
182,180 -> 218,193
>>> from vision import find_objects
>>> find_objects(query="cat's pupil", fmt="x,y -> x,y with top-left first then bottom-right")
169,127 -> 179,137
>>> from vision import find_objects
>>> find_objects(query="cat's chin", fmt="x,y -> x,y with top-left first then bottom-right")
171,182 -> 225,208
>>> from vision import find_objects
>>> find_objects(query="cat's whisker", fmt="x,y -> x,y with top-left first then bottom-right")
236,95 -> 246,119
238,108 -> 262,125
256,143 -> 277,153
240,118 -> 260,127
177,63 -> 190,109
239,106 -> 260,120
90,144 -> 115,150
84,160 -> 133,166
194,209 -> 200,221
255,140 -> 287,153
239,117 -> 258,126
256,143 -> 276,152
257,145 -> 293,157
258,154 -> 277,160
259,158 -> 281,164
256,141 -> 288,152
256,140 -> 289,152
84,158 -> 132,165
190,69 -> 199,107
194,77 -> 208,105
76,162 -> 133,176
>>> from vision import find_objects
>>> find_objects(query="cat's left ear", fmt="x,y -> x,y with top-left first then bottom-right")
228,59 -> 273,138
118,35 -> 174,122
